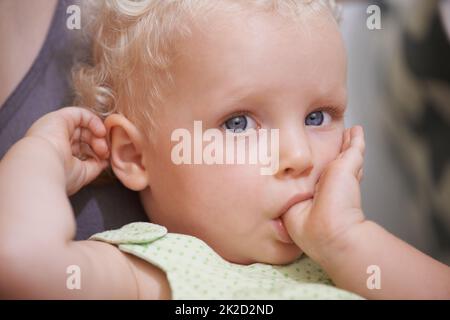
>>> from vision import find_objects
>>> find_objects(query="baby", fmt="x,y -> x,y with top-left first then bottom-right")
0,0 -> 449,299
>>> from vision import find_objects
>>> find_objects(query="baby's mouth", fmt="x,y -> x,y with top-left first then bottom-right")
276,192 -> 314,218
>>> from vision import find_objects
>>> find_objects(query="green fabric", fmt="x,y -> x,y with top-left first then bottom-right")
90,222 -> 363,300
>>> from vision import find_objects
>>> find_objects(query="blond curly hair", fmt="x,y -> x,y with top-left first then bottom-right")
73,0 -> 341,142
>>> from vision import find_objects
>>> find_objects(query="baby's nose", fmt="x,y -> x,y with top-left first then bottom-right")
275,128 -> 313,179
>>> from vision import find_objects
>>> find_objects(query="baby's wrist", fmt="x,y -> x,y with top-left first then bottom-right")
311,218 -> 371,267
22,134 -> 65,162
313,219 -> 376,270
13,136 -> 67,183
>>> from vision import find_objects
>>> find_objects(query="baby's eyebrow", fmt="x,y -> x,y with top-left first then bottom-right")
223,84 -> 260,101
214,80 -> 348,115
218,84 -> 264,108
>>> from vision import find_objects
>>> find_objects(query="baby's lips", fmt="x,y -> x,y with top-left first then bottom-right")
288,197 -> 313,215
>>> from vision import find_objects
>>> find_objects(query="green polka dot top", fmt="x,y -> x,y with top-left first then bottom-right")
90,222 -> 363,300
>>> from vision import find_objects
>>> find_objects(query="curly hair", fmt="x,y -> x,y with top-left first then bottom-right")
72,0 -> 341,143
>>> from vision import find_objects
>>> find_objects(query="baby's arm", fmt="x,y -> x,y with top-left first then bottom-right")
316,219 -> 450,299
283,126 -> 450,299
0,107 -> 168,299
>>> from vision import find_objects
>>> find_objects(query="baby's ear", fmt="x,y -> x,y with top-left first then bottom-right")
104,114 -> 149,191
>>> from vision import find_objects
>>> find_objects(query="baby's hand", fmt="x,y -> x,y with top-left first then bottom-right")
282,126 -> 366,263
24,107 -> 110,196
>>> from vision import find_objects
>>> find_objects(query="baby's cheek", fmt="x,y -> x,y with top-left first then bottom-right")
313,133 -> 343,173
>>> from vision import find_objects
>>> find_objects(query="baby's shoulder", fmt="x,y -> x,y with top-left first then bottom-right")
89,222 -> 172,299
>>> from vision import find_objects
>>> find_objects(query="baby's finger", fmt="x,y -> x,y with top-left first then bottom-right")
82,157 -> 109,183
59,107 -> 106,138
88,114 -> 107,138
337,127 -> 353,159
357,168 -> 363,183
349,126 -> 365,156
341,128 -> 351,153
341,147 -> 363,177
67,157 -> 109,195
92,138 -> 109,158
71,142 -> 81,159
79,128 -> 109,158
340,127 -> 365,177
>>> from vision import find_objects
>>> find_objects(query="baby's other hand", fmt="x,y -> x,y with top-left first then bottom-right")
25,107 -> 110,196
282,126 -> 366,263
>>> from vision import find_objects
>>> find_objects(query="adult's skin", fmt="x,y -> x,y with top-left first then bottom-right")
0,0 -> 57,108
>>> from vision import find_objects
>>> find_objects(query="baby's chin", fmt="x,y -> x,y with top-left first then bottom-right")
258,244 -> 304,265
219,242 -> 304,266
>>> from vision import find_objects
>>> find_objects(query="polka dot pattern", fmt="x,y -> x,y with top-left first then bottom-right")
90,222 -> 364,300
89,222 -> 167,244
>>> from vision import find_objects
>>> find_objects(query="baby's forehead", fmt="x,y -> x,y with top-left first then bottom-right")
185,2 -> 337,37
172,7 -> 345,82
176,5 -> 342,62
166,9 -> 346,119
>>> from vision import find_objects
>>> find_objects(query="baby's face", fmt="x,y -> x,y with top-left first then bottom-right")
139,9 -> 347,265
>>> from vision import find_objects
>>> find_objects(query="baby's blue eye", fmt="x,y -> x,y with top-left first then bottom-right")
305,111 -> 326,126
222,115 -> 257,133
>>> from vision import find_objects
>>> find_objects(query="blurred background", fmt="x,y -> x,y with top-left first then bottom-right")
340,0 -> 450,263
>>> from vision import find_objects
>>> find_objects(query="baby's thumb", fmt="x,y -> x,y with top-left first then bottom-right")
67,158 -> 109,196
280,199 -> 313,248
